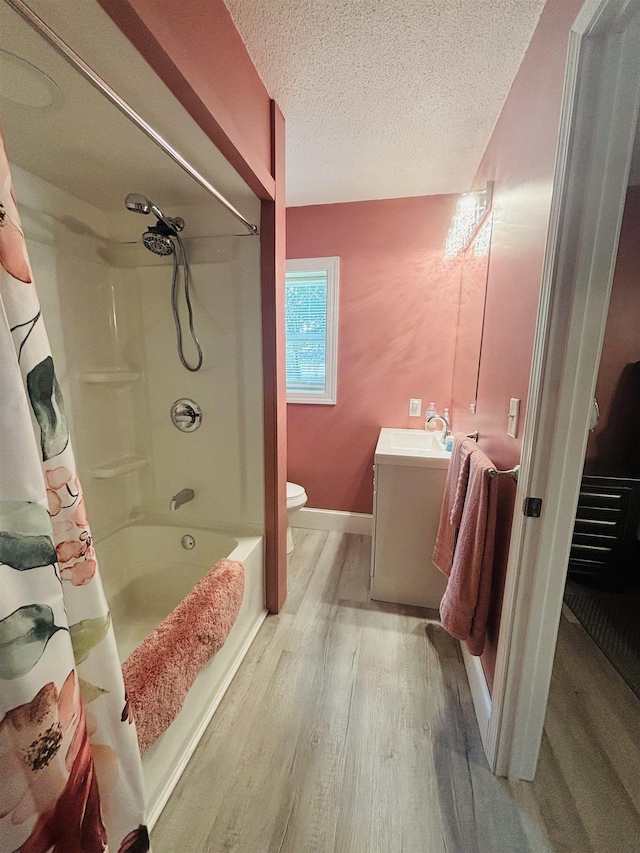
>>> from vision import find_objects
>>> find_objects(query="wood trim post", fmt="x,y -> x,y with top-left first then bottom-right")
261,101 -> 288,613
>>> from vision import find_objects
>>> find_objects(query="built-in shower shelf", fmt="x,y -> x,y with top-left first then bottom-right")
92,456 -> 147,480
82,371 -> 140,387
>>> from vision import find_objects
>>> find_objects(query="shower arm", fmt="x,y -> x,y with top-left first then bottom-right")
4,0 -> 259,238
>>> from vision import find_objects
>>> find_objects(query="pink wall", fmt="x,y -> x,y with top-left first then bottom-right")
454,0 -> 585,688
98,0 -> 275,198
587,186 -> 640,465
287,195 -> 460,515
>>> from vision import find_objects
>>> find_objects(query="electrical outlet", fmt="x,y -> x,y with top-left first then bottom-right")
409,398 -> 422,417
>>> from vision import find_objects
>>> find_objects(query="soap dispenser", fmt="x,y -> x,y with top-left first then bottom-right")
425,402 -> 437,431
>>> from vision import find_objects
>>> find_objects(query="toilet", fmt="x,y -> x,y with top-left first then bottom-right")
286,481 -> 308,554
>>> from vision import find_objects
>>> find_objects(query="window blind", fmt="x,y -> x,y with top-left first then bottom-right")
285,271 -> 328,392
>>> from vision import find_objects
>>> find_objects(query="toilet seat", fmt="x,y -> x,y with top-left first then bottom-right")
286,482 -> 307,554
286,482 -> 306,506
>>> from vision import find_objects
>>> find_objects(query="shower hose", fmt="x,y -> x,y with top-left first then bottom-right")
171,232 -> 203,372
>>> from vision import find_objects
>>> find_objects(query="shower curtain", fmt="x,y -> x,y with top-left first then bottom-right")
0,127 -> 149,852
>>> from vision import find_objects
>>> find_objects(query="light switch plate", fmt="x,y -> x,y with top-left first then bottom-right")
507,398 -> 520,438
409,398 -> 422,417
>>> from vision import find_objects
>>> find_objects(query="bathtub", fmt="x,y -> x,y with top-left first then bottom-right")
96,522 -> 266,826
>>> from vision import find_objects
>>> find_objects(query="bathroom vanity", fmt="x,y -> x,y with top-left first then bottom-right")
371,428 -> 451,609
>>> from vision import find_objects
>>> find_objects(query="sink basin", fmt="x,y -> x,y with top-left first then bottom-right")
375,428 -> 451,468
389,430 -> 444,451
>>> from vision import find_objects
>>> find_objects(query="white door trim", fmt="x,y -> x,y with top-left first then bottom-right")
486,0 -> 640,780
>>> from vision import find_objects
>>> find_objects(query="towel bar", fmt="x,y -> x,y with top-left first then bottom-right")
463,432 -> 519,481
488,464 -> 520,482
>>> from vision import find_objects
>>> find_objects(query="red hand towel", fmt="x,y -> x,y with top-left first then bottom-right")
433,434 -> 476,577
439,447 -> 498,656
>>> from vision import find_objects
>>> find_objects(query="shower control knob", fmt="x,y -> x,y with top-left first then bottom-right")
171,398 -> 202,432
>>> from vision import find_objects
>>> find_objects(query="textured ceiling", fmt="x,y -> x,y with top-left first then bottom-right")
224,0 -> 547,206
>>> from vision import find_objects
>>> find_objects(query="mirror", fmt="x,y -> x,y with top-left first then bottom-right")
451,214 -> 493,415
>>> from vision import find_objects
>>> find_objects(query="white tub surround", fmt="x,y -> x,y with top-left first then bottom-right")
97,522 -> 265,826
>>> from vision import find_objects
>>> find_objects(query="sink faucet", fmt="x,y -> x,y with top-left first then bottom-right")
427,414 -> 450,444
170,488 -> 195,510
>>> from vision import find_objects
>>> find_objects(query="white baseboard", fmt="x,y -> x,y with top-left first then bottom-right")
292,507 -> 373,536
461,642 -> 492,756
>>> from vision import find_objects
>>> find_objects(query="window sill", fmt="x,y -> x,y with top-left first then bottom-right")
286,394 -> 336,405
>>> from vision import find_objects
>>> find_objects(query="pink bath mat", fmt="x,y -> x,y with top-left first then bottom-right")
122,557 -> 245,753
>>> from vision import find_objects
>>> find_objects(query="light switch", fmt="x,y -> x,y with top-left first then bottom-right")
507,398 -> 520,438
409,398 -> 422,417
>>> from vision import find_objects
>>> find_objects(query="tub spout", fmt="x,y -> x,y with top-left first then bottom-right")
170,488 -> 194,510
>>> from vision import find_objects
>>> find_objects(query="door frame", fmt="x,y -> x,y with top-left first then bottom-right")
485,0 -> 640,780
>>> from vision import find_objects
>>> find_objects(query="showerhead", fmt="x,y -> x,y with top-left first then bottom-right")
143,227 -> 174,256
124,192 -> 184,233
124,192 -> 151,215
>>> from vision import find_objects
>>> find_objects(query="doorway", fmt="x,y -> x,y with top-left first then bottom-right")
487,0 -> 640,781
563,170 -> 640,701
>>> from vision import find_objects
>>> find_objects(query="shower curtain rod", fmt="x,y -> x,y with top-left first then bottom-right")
3,0 -> 260,237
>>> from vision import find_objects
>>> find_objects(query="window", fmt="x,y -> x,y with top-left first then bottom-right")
285,256 -> 339,404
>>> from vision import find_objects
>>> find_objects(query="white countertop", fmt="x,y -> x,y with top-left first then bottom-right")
374,427 -> 452,469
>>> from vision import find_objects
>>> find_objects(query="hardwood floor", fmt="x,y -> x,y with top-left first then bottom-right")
151,530 -> 640,853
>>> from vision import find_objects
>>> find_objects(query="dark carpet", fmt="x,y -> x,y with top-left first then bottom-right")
564,581 -> 640,699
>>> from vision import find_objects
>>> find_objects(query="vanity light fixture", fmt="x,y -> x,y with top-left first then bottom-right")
473,214 -> 493,259
444,182 -> 493,259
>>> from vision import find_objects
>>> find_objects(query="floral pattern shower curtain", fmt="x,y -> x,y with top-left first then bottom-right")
0,126 -> 149,852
